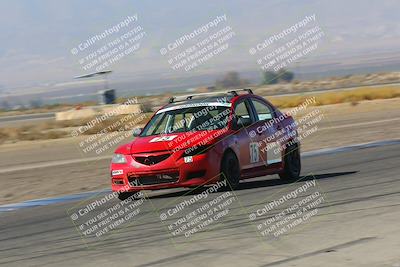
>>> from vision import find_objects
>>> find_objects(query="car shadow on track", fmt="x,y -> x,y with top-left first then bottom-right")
235,171 -> 358,191
147,171 -> 358,199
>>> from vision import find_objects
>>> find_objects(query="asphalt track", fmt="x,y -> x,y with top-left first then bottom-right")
0,142 -> 400,267
0,112 -> 55,126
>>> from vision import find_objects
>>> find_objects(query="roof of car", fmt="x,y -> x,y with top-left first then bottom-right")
168,89 -> 253,104
165,96 -> 233,107
157,97 -> 233,114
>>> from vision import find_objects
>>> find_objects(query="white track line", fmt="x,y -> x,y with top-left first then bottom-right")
0,155 -> 111,174
318,117 -> 400,131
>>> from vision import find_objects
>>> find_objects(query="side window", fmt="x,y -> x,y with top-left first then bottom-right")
234,100 -> 253,128
171,113 -> 186,132
145,113 -> 166,135
251,99 -> 273,121
234,101 -> 251,119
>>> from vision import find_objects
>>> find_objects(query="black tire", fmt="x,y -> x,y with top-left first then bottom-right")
279,143 -> 301,182
117,192 -> 138,201
221,151 -> 241,190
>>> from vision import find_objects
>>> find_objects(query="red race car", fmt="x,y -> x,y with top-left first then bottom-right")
111,89 -> 301,200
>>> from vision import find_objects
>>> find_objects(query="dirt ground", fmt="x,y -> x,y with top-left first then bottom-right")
0,98 -> 399,205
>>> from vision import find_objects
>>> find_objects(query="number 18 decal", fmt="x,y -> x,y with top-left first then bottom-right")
249,142 -> 260,163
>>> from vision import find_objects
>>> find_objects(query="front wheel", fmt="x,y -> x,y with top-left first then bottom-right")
221,151 -> 241,190
279,143 -> 301,182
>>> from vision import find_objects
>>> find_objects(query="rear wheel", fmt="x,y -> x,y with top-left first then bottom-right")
279,143 -> 301,182
221,151 -> 241,190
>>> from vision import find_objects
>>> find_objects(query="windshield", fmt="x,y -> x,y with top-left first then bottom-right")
140,105 -> 231,137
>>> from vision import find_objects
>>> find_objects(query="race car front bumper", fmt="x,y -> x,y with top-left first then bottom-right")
110,149 -> 221,192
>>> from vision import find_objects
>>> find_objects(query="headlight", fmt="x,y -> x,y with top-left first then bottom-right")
112,154 -> 127,164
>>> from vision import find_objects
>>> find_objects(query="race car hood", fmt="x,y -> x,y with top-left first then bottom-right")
115,129 -> 228,154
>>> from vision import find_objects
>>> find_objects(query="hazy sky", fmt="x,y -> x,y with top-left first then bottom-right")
0,0 -> 399,91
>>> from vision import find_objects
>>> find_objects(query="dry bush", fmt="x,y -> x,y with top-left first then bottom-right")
269,86 -> 400,108
0,125 -> 68,143
0,130 -> 9,144
0,128 -> 21,141
17,129 -> 44,141
43,130 -> 67,139
27,116 -> 102,133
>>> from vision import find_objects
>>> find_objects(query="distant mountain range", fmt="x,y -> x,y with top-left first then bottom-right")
1,0 -> 400,105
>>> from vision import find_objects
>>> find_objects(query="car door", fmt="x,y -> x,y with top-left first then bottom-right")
232,98 -> 260,170
249,98 -> 283,168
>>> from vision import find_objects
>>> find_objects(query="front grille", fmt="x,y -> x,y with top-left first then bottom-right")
134,153 -> 171,165
128,172 -> 179,186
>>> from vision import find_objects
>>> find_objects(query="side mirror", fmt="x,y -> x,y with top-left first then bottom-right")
232,116 -> 252,130
132,128 -> 142,137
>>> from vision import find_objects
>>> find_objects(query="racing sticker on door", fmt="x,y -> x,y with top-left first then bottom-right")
149,135 -> 178,142
250,142 -> 260,163
266,142 -> 282,164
